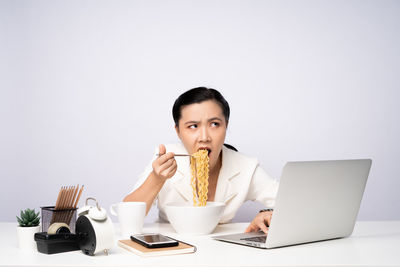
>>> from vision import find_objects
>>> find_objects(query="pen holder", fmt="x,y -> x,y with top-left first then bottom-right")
41,206 -> 77,234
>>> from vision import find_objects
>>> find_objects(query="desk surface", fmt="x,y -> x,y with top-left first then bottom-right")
1,221 -> 399,267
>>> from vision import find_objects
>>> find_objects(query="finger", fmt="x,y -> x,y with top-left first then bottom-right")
245,225 -> 254,233
244,225 -> 252,233
159,158 -> 175,173
165,163 -> 177,177
245,223 -> 258,233
170,160 -> 177,171
158,144 -> 166,156
258,222 -> 269,234
262,212 -> 272,227
160,164 -> 177,179
163,159 -> 177,173
265,215 -> 272,227
158,152 -> 175,165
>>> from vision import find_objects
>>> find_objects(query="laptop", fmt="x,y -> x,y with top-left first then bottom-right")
213,159 -> 372,249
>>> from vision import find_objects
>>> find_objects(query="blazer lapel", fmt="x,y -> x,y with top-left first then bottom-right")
215,146 -> 240,204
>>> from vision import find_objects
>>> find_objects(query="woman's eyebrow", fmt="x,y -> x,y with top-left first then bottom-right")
208,117 -> 223,122
184,120 -> 200,125
184,117 -> 222,125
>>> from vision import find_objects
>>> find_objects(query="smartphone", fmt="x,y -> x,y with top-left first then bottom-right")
130,233 -> 179,248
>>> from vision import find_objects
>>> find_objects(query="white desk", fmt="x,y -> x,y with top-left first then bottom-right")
1,221 -> 399,266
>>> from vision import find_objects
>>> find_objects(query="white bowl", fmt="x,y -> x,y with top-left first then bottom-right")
165,202 -> 225,235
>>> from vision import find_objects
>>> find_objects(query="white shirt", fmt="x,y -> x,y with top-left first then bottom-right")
132,143 -> 279,223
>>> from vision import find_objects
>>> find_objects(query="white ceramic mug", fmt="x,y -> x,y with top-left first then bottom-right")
110,202 -> 146,238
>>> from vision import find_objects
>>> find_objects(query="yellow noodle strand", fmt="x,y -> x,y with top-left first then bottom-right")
190,156 -> 198,206
190,150 -> 209,206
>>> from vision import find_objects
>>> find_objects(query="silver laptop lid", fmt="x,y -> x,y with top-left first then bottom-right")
266,159 -> 371,248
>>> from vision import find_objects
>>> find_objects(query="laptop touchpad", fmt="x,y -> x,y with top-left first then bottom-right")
240,235 -> 267,243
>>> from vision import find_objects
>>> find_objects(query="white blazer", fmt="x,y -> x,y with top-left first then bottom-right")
132,143 -> 279,223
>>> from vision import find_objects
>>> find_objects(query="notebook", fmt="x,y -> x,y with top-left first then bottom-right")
118,239 -> 196,257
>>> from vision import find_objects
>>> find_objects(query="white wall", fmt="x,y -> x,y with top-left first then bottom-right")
1,0 -> 399,223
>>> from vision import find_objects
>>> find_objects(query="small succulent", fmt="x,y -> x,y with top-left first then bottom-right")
17,208 -> 40,227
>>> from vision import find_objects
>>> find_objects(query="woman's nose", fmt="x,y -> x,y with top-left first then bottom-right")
199,126 -> 211,142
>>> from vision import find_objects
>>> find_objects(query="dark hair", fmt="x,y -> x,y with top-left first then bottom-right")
172,87 -> 230,127
172,87 -> 237,152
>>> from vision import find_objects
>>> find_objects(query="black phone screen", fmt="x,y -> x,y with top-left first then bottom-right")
140,234 -> 174,243
131,234 -> 179,248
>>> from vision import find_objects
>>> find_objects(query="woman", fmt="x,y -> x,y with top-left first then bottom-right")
124,87 -> 279,234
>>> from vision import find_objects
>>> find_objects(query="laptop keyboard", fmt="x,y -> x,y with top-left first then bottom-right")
240,235 -> 267,243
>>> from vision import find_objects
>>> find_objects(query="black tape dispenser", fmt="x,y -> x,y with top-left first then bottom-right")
34,225 -> 80,254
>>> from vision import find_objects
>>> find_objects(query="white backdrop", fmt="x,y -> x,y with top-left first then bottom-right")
1,0 -> 399,223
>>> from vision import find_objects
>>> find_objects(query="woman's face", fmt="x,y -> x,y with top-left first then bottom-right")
175,100 -> 227,171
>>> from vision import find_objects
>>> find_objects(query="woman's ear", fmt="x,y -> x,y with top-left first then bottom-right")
175,125 -> 181,139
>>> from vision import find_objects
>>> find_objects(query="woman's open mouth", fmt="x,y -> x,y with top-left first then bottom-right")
198,147 -> 211,156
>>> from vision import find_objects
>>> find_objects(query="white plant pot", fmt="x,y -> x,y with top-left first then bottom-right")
17,225 -> 40,251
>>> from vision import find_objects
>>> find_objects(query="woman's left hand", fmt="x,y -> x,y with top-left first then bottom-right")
245,210 -> 273,234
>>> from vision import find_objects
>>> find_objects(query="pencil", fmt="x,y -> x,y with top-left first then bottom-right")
73,185 -> 84,208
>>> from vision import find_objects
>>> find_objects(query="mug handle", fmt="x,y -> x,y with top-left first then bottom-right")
110,204 -> 118,216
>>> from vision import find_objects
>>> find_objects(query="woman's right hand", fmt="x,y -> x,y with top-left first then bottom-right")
151,144 -> 177,181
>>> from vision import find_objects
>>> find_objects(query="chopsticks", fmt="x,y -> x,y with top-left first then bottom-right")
156,154 -> 191,157
51,185 -> 84,225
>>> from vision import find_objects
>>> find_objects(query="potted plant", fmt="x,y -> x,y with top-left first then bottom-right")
16,208 -> 41,250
